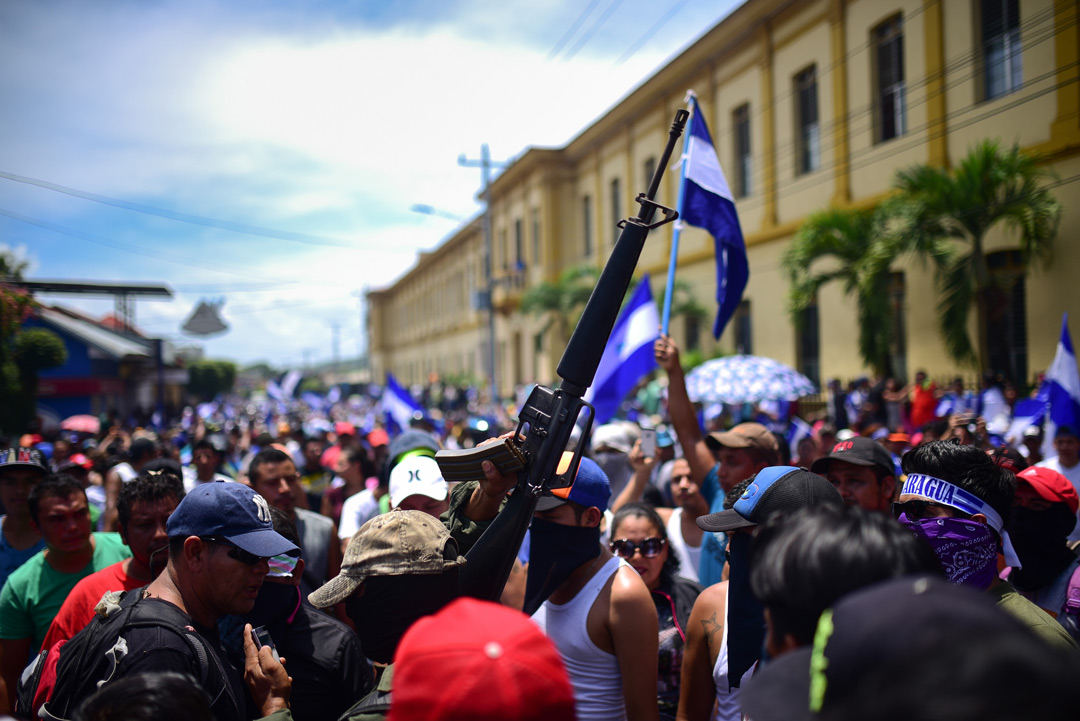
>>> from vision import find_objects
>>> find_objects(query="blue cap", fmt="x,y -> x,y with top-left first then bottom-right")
167,481 -> 299,558
696,466 -> 841,532
535,456 -> 611,513
656,428 -> 675,448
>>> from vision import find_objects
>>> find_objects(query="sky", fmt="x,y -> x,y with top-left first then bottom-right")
1,0 -> 744,368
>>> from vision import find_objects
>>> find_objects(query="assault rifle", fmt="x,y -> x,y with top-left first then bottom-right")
442,108 -> 689,609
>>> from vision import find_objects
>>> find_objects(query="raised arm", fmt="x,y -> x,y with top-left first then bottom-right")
655,334 -> 714,485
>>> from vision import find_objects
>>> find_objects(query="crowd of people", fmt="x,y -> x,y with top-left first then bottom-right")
2,334 -> 1079,720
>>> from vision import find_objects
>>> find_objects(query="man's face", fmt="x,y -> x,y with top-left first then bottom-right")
670,460 -> 701,507
36,492 -> 92,553
0,468 -> 42,514
1013,483 -> 1052,512
121,496 -> 178,572
397,493 -> 449,517
303,441 -> 324,468
716,447 -> 764,494
534,503 -> 587,528
1054,435 -> 1080,468
192,448 -> 219,477
202,540 -> 271,616
825,460 -> 894,512
251,460 -> 299,513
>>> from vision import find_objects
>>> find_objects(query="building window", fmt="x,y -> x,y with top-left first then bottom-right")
531,208 -> 541,266
499,228 -> 508,271
796,298 -> 821,388
888,272 -> 907,382
514,218 -> 524,270
986,250 -> 1028,384
685,315 -> 701,353
981,0 -> 1021,100
734,299 -> 752,354
583,195 -> 593,257
643,157 -> 656,190
795,66 -> 820,175
733,104 -> 751,197
874,16 -> 906,143
611,178 -> 622,245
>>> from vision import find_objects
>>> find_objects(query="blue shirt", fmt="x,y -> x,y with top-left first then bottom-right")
698,466 -> 728,587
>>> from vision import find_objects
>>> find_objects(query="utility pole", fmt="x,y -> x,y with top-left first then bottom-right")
329,322 -> 341,375
459,144 -> 507,401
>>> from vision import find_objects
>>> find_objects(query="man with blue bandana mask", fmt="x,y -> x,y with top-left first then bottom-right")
897,441 -> 1075,650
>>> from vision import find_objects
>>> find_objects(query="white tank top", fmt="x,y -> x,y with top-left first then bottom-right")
532,556 -> 629,721
666,508 -> 701,582
710,584 -> 745,721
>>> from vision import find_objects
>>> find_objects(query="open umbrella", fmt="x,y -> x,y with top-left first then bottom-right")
60,414 -> 101,435
684,355 -> 816,405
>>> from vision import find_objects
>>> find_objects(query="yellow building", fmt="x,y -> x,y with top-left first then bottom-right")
368,0 -> 1080,398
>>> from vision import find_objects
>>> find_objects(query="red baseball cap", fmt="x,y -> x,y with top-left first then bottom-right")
366,428 -> 389,448
1016,466 -> 1080,514
59,453 -> 93,471
387,598 -> 575,721
334,422 -> 356,437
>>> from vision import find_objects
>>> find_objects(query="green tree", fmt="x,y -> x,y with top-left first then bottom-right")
888,139 -> 1061,375
783,206 -> 899,376
520,265 -> 599,347
187,359 -> 238,401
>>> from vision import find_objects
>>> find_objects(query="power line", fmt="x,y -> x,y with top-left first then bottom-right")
613,0 -> 694,66
546,0 -> 605,60
561,0 -> 626,63
0,170 -> 362,248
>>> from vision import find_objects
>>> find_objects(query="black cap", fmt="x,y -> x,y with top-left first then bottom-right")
0,447 -> 48,478
741,576 -> 1020,721
810,436 -> 895,477
696,466 -> 842,533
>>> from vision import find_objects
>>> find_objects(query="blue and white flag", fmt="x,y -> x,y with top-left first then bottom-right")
383,373 -> 422,436
584,276 -> 660,425
1044,314 -> 1080,441
681,96 -> 748,339
1004,395 -> 1047,445
786,416 -> 814,455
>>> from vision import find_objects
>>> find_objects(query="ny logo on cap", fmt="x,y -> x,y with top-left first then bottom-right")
252,494 -> 272,524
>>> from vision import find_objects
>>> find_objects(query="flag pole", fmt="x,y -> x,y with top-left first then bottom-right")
661,91 -> 697,336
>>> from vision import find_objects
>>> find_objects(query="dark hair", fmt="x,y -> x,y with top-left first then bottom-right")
192,438 -> 220,455
73,671 -> 211,721
749,504 -> 942,645
28,474 -> 87,525
347,447 -> 378,478
269,507 -> 302,552
610,502 -> 680,585
901,440 -> 1016,525
248,448 -> 294,485
771,432 -> 791,470
724,477 -> 755,511
128,438 -> 157,463
118,472 -> 185,530
821,624 -> 1080,721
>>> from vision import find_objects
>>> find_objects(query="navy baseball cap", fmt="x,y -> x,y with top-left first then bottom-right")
811,436 -> 896,478
696,466 -> 841,532
535,455 -> 611,513
167,481 -> 299,558
0,447 -> 49,477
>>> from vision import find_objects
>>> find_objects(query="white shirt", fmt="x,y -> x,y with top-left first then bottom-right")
338,489 -> 380,539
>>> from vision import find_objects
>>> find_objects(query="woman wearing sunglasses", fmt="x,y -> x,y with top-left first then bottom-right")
609,503 -> 704,721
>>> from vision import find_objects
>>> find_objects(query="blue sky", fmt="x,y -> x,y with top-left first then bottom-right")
1,0 -> 743,367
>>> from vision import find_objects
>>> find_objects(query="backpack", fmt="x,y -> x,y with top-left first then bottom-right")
16,588 -> 231,721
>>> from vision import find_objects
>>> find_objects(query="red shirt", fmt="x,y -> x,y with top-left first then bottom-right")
41,560 -> 143,651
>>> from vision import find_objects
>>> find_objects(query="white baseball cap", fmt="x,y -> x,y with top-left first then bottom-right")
389,456 -> 449,509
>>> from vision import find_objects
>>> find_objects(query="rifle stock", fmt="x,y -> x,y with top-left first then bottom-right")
458,108 -> 689,604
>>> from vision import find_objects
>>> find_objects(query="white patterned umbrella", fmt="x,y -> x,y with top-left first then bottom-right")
684,355 -> 817,405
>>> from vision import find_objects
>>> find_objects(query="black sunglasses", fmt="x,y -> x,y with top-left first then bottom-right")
609,537 -> 666,559
200,537 -> 264,566
891,500 -> 970,521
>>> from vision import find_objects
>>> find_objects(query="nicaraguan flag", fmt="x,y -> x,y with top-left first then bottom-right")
1004,395 -> 1047,445
681,97 -> 748,339
384,373 -> 422,436
786,416 -> 814,456
1044,314 -> 1080,439
584,276 -> 660,424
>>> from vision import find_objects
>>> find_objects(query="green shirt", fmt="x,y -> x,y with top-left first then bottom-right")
989,580 -> 1079,651
0,532 -> 131,651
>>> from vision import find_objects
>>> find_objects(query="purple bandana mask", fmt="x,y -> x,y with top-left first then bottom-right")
899,514 -> 998,590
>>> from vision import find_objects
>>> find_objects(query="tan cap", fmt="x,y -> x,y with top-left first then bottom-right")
308,508 -> 466,608
705,422 -> 778,453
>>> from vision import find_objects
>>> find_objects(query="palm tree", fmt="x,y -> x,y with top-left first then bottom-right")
520,265 -> 600,348
783,206 -> 899,377
889,139 -> 1061,375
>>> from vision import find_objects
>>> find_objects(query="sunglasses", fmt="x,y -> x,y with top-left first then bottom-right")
609,537 -> 666,559
891,500 -> 969,521
200,537 -> 264,566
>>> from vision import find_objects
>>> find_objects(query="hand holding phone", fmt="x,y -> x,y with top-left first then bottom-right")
640,428 -> 657,457
250,625 -> 280,663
